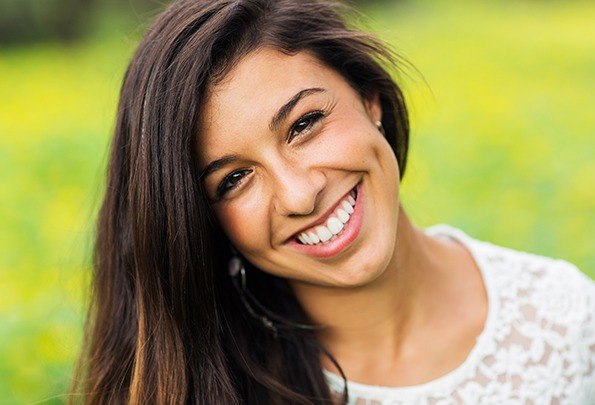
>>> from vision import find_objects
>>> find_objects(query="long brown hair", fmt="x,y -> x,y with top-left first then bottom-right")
73,0 -> 410,403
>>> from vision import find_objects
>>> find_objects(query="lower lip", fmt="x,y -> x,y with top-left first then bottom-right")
286,182 -> 364,259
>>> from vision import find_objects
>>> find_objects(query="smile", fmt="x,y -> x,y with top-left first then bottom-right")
296,190 -> 356,245
287,182 -> 364,258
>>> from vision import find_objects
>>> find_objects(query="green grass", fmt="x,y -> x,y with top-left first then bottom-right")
1,1 -> 593,402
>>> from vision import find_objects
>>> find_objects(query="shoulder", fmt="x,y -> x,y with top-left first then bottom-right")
427,224 -> 594,309
465,231 -> 594,326
427,224 -> 594,338
451,227 -> 595,332
456,227 -> 595,401
428,224 -> 595,401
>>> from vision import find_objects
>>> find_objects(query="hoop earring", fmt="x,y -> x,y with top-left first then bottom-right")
228,255 -> 278,337
375,120 -> 385,135
228,252 -> 323,338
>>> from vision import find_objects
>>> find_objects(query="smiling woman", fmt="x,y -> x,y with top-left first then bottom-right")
72,0 -> 595,404
200,49 -> 401,283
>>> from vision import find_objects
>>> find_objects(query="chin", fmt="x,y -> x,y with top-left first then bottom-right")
330,238 -> 396,288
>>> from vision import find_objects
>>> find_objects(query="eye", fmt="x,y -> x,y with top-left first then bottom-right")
216,168 -> 253,198
287,111 -> 325,143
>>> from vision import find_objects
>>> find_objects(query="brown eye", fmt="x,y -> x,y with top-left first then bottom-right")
288,111 -> 325,143
216,169 -> 252,198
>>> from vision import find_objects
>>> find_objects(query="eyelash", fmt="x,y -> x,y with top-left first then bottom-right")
216,168 -> 253,199
215,110 -> 327,199
287,110 -> 326,143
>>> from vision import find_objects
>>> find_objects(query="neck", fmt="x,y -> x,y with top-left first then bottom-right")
291,209 -> 428,345
289,208 -> 485,383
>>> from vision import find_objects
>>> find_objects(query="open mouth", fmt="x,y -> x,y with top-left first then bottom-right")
294,185 -> 358,246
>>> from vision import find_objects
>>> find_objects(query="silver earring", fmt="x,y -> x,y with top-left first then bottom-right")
228,254 -> 278,337
228,255 -> 246,290
375,120 -> 385,135
228,251 -> 324,338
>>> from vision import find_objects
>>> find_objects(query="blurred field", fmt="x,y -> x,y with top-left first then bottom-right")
1,0 -> 594,403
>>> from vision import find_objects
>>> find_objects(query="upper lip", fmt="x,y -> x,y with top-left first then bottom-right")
285,184 -> 357,243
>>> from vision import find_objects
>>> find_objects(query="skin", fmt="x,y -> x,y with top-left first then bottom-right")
198,47 -> 488,387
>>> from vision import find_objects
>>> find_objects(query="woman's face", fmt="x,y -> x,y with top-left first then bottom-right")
198,47 -> 401,288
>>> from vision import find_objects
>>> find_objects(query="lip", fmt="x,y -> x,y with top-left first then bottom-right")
290,184 -> 358,238
285,181 -> 364,259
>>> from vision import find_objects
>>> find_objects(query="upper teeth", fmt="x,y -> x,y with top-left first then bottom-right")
297,190 -> 357,245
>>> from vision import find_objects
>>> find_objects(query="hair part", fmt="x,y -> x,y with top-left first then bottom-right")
72,0 -> 410,403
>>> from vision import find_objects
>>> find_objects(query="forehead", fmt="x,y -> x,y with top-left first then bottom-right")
198,48 -> 347,163
206,47 -> 329,116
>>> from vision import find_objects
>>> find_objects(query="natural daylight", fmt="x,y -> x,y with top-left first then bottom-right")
1,0 -> 594,403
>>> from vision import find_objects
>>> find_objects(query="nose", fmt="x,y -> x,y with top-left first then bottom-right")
271,159 -> 326,217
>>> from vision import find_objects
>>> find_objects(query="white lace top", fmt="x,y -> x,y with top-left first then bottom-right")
325,225 -> 595,404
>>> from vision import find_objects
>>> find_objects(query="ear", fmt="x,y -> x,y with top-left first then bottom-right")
363,92 -> 382,123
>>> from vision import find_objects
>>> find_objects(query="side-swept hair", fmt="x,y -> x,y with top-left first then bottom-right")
72,0 -> 409,403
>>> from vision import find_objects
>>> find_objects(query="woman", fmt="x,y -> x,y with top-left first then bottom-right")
74,0 -> 595,403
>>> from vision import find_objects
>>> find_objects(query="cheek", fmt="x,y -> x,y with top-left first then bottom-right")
319,116 -> 397,174
215,195 -> 269,253
323,114 -> 401,211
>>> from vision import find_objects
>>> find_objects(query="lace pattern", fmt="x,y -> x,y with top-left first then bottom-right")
325,225 -> 595,404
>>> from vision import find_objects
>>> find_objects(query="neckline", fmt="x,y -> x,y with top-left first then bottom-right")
323,224 -> 500,399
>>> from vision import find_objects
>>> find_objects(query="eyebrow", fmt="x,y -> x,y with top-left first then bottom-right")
200,87 -> 326,180
269,87 -> 326,132
199,154 -> 240,180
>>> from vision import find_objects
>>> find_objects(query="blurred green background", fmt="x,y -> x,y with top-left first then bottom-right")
1,0 -> 593,402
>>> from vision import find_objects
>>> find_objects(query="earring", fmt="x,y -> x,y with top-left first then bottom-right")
228,251 -> 324,338
375,120 -> 385,135
228,254 -> 278,337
